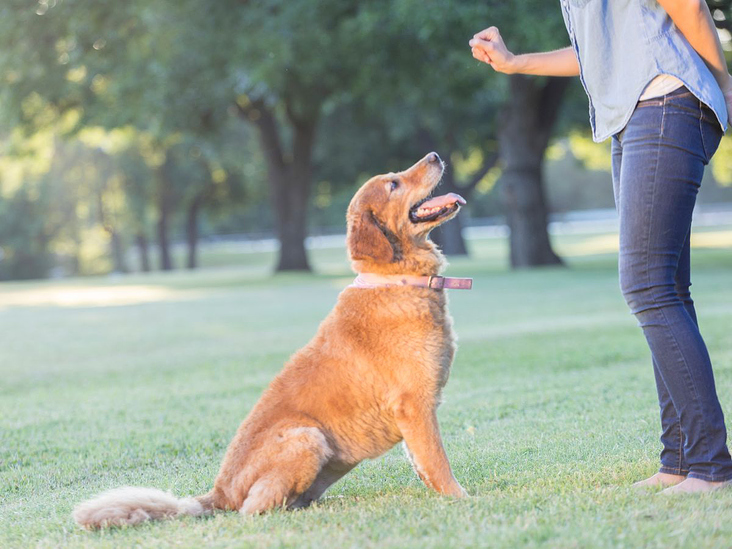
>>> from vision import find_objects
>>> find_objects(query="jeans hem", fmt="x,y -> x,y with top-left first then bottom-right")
687,471 -> 732,482
659,466 -> 689,476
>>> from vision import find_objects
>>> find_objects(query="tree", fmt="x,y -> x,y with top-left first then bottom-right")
0,1 -> 242,273
498,75 -> 568,267
315,0 -> 502,256
708,1 -> 732,33
0,186 -> 58,280
231,2 -> 377,271
112,145 -> 155,272
88,148 -> 130,273
483,3 -> 575,268
0,0 -> 586,275
0,128 -> 89,278
337,0 -> 574,264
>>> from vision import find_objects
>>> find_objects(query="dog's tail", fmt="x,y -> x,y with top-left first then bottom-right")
73,487 -> 215,529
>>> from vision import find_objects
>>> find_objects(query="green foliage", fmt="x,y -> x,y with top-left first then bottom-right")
0,186 -> 55,279
0,121 -> 85,279
712,135 -> 732,186
709,0 -> 732,33
567,131 -> 613,172
5,0 -> 727,277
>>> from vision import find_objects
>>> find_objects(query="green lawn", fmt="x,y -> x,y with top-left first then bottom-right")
2,228 -> 732,548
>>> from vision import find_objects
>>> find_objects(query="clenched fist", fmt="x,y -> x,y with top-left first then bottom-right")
469,27 -> 517,74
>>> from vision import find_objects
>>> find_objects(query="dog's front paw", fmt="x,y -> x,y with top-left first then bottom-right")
444,482 -> 468,498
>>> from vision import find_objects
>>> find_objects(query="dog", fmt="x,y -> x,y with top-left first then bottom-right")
74,152 -> 471,529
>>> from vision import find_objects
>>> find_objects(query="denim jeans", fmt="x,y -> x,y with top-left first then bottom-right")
611,86 -> 732,482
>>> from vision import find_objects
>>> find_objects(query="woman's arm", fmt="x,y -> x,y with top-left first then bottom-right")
657,0 -> 732,111
469,27 -> 580,77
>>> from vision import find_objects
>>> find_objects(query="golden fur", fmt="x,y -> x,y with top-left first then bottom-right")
74,152 -> 466,529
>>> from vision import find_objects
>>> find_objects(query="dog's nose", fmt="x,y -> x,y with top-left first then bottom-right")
427,152 -> 441,164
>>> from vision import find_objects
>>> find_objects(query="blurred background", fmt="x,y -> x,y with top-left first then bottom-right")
1,0 -> 732,280
5,4 -> 732,544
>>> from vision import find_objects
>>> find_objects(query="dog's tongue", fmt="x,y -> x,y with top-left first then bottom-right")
420,193 -> 467,209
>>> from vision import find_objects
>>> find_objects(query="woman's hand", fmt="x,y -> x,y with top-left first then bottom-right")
469,27 -> 580,77
469,27 -> 517,74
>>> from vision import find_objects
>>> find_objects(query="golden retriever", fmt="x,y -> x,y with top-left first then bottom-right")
74,152 -> 470,528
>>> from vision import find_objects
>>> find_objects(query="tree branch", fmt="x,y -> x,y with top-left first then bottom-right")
236,99 -> 286,174
462,151 -> 499,195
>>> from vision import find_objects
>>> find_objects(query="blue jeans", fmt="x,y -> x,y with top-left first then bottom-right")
611,87 -> 732,482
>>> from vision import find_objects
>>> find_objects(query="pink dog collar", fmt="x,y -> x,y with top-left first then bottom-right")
350,273 -> 473,290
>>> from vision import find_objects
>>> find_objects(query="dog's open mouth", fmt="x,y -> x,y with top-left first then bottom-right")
409,193 -> 467,223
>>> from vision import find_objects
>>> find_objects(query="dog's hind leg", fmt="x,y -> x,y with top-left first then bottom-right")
289,462 -> 355,509
239,426 -> 332,515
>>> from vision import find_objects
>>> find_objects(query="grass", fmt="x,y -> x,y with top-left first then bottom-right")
1,227 -> 732,548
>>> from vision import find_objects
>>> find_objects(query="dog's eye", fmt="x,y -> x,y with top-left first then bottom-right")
389,180 -> 399,191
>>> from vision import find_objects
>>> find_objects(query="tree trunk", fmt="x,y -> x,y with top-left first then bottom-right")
430,169 -> 468,256
431,216 -> 468,256
415,129 -> 496,257
136,234 -> 151,272
186,196 -> 203,270
156,159 -> 175,271
157,198 -> 173,271
273,177 -> 311,271
501,166 -> 560,267
273,118 -> 314,271
240,100 -> 317,272
94,182 -> 129,274
109,231 -> 129,273
497,75 -> 568,268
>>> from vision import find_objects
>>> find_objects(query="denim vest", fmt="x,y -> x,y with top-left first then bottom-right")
560,0 -> 728,142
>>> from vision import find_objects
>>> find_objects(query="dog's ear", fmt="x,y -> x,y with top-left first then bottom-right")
347,210 -> 395,263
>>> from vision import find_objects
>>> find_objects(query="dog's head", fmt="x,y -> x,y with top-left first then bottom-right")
346,152 -> 466,275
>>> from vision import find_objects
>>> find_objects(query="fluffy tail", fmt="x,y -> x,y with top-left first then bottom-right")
73,487 -> 213,529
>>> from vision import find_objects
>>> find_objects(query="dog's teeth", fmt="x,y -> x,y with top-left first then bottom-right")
415,204 -> 450,219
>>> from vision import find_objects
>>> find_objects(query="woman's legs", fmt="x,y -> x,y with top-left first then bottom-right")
612,89 -> 732,486
653,233 -> 695,477
612,134 -> 687,485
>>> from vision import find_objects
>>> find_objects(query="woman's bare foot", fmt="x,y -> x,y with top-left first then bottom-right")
660,477 -> 732,494
633,472 -> 686,489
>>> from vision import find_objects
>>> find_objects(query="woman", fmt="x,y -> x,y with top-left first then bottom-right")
470,0 -> 732,493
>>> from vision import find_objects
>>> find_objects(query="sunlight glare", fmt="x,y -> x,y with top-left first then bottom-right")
0,285 -> 186,309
